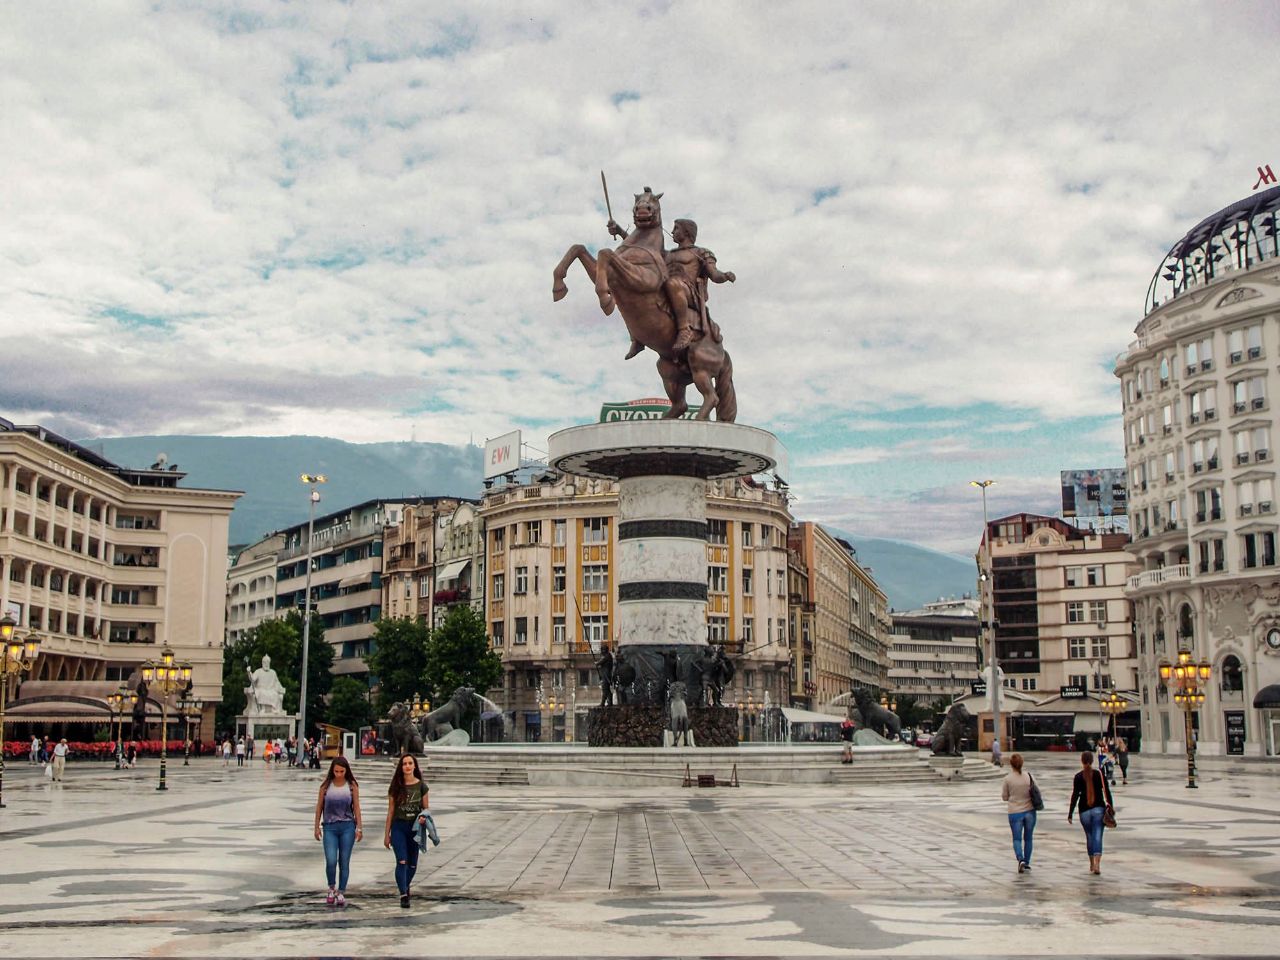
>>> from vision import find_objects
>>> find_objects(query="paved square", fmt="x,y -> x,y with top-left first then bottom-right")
1,753 -> 1277,957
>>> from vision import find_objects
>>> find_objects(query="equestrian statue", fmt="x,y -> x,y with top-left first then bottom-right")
553,178 -> 738,422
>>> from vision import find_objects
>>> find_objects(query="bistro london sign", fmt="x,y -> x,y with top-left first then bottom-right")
599,398 -> 701,422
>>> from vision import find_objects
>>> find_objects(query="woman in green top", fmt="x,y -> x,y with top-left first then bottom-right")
384,753 -> 428,907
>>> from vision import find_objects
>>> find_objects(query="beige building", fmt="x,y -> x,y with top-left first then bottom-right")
480,473 -> 793,741
787,521 -> 891,711
381,497 -> 478,624
888,598 -> 982,701
979,514 -> 1138,701
226,533 -> 284,645
1117,184 -> 1280,756
0,420 -> 239,738
274,498 -> 416,678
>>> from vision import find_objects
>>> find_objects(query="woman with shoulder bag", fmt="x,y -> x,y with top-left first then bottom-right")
384,753 -> 429,908
313,757 -> 363,906
1001,753 -> 1040,873
1067,750 -> 1115,875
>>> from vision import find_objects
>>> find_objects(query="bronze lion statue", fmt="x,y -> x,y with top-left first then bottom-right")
931,702 -> 971,757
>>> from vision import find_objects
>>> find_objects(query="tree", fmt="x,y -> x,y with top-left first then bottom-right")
327,676 -> 374,731
365,617 -> 431,715
213,610 -> 332,734
894,695 -> 930,730
425,605 -> 503,703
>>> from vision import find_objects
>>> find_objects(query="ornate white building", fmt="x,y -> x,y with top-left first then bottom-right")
1117,184 -> 1280,757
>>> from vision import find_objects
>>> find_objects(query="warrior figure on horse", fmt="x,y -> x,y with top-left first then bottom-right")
553,183 -> 738,422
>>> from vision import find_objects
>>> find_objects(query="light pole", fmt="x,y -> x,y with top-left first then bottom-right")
177,695 -> 203,765
971,480 -> 1000,753
0,615 -> 41,809
107,684 -> 136,769
297,474 -> 327,751
1100,689 -> 1128,743
1159,651 -> 1211,789
141,646 -> 192,791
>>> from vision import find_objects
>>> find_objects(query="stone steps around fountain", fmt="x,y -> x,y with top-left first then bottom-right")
352,744 -> 999,788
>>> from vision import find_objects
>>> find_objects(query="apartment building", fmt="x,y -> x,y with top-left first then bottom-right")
0,420 -> 239,737
480,473 -> 794,741
380,497 -> 478,625
888,597 -> 982,701
226,533 -> 284,645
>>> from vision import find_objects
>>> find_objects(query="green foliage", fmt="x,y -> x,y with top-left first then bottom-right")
365,616 -> 432,715
425,605 -> 502,703
893,695 -> 930,729
327,676 -> 374,731
214,609 -> 332,734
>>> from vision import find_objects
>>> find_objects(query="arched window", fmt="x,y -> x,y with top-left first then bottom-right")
1154,609 -> 1166,651
1221,655 -> 1244,693
1179,603 -> 1195,643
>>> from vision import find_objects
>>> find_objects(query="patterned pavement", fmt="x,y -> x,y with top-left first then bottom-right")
0,752 -> 1277,957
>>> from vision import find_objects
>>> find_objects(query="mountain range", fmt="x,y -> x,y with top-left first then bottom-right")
88,434 -> 975,610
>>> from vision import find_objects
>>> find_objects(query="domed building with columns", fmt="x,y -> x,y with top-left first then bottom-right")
1117,184 -> 1280,757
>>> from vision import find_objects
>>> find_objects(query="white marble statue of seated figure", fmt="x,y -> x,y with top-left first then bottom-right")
245,654 -> 286,715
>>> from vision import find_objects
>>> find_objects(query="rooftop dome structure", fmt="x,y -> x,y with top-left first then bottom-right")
1146,184 -> 1280,316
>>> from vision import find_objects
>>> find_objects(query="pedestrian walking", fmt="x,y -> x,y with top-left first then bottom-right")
126,741 -> 138,768
51,738 -> 69,781
1116,738 -> 1130,785
263,741 -> 274,764
29,736 -> 39,764
990,736 -> 1002,767
235,737 -> 246,766
287,736 -> 297,768
839,717 -> 854,763
1001,753 -> 1038,873
314,757 -> 363,906
383,754 -> 429,909
246,736 -> 254,760
1067,750 -> 1115,875
222,738 -> 232,766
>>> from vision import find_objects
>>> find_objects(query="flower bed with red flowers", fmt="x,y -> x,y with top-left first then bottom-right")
3,739 -> 189,759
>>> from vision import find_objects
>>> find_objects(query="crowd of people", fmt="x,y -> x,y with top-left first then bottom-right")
216,734 -> 323,769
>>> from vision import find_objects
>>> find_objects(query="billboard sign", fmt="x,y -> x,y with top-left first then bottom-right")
599,398 -> 699,422
1061,468 -> 1128,519
483,430 -> 521,480
1059,684 -> 1087,699
970,680 -> 987,697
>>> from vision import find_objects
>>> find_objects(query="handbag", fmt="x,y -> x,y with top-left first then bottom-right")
1028,773 -> 1045,811
43,763 -> 53,779
1103,805 -> 1117,828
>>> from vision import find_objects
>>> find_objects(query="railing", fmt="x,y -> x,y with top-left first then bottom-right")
1127,563 -> 1191,591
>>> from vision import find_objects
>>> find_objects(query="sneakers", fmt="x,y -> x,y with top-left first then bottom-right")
1017,861 -> 1025,874
335,892 -> 346,907
399,893 -> 410,909
326,889 -> 336,905
1023,863 -> 1032,872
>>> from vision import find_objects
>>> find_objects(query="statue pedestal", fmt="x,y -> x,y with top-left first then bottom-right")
237,713 -> 298,742
587,705 -> 737,747
549,420 -> 785,715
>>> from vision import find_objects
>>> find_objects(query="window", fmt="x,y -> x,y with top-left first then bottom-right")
776,569 -> 785,595
525,669 -> 539,689
708,566 -> 728,593
514,566 -> 528,595
553,617 -> 566,645
578,668 -> 593,687
1231,375 -> 1267,412
1190,436 -> 1219,471
404,580 -> 412,599
1021,678 -> 1038,691
491,573 -> 504,600
743,617 -> 753,644
582,565 -> 609,593
419,578 -> 430,598
1067,601 -> 1085,623
1069,637 -> 1087,658
742,568 -> 753,595
1241,531 -> 1277,569
552,566 -> 566,593
554,520 -> 566,545
491,621 -> 505,647
492,527 -> 505,549
707,519 -> 728,544
1091,637 -> 1108,659
1237,478 -> 1274,514
1086,565 -> 1103,586
1185,336 -> 1213,374
1228,324 -> 1264,362
1069,673 -> 1089,690
1065,566 -> 1081,588
1197,537 -> 1226,573
1089,600 -> 1107,623
1194,487 -> 1223,522
707,617 -> 728,643
584,517 -> 609,543
514,616 -> 528,644
583,615 -> 609,646
742,524 -> 754,548
527,521 -> 542,544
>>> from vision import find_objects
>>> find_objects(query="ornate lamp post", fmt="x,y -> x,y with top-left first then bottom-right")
1158,651 -> 1212,789
297,473 -> 327,748
141,646 -> 192,791
177,695 -> 203,765
107,684 -> 136,769
1099,689 -> 1129,742
0,615 -> 41,809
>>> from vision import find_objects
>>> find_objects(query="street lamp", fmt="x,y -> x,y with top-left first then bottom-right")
1158,650 -> 1212,789
297,473 -> 327,750
177,695 -> 204,765
0,615 -> 41,809
107,684 -> 136,769
1099,689 -> 1129,742
971,479 -> 1000,752
410,692 -> 432,723
141,646 -> 192,791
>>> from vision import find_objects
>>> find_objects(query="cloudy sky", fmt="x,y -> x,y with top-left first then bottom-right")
2,2 -> 1277,553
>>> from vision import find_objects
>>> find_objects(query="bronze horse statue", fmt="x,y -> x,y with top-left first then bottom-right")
553,188 -> 737,422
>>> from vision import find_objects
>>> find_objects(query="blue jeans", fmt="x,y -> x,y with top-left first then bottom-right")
322,819 -> 356,891
1079,806 -> 1105,856
1008,811 -> 1036,865
389,819 -> 419,894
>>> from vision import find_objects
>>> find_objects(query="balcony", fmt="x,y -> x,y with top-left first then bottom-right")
1126,563 -> 1191,591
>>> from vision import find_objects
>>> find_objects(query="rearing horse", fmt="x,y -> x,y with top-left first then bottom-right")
552,188 -> 737,422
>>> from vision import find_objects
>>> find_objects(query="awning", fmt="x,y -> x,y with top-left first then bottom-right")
339,574 -> 370,590
437,559 -> 471,583
780,706 -> 843,725
1073,714 -> 1109,733
1254,683 -> 1280,709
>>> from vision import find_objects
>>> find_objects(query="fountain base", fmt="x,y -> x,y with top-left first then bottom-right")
587,705 -> 738,747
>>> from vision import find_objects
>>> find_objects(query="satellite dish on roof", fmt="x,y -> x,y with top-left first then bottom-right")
150,452 -> 168,469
